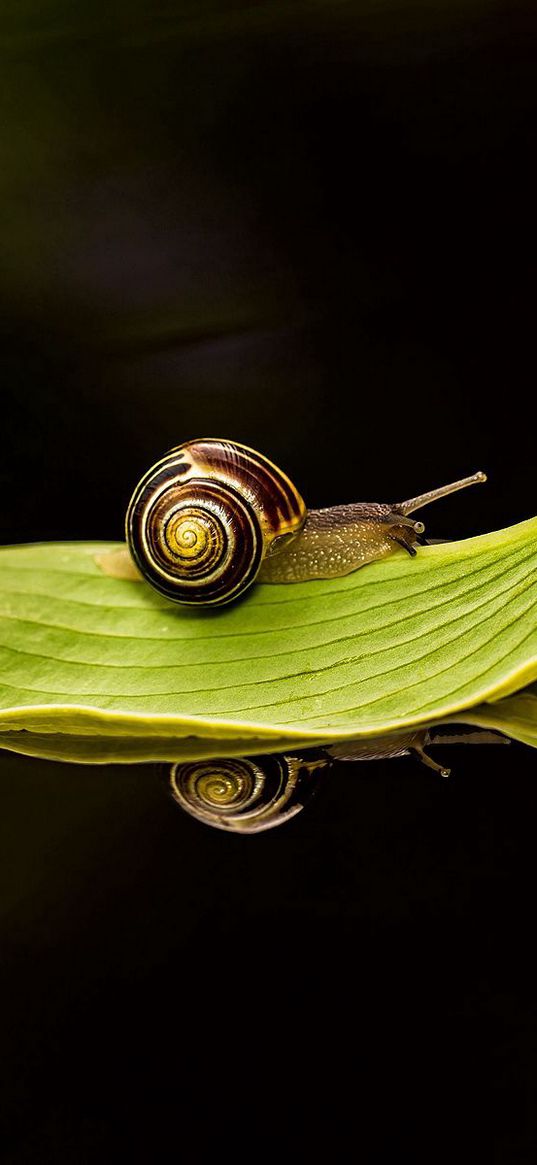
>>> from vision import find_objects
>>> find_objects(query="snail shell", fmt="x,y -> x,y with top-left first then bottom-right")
126,438 -> 306,606
169,753 -> 325,833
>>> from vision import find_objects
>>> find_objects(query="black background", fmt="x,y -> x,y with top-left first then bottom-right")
1,3 -> 536,1161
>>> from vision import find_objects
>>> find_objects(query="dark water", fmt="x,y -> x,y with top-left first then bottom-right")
2,733 -> 537,1160
2,2 -> 537,1160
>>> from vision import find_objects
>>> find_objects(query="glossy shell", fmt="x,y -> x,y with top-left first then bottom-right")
126,438 -> 306,605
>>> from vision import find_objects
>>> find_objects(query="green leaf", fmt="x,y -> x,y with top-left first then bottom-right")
440,683 -> 537,751
1,519 -> 537,763
0,689 -> 535,765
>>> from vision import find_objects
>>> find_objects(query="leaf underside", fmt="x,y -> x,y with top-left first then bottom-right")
0,520 -> 536,763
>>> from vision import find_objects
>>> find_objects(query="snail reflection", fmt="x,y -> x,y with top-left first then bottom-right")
169,725 -> 508,833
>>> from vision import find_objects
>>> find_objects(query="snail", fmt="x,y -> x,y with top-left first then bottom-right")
168,727 -> 508,832
122,437 -> 486,606
168,752 -> 325,833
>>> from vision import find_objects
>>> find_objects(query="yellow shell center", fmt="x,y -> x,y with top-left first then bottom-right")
164,511 -> 211,561
196,770 -> 245,806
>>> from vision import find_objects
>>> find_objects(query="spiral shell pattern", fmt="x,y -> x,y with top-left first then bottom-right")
126,439 -> 306,605
169,753 -> 325,833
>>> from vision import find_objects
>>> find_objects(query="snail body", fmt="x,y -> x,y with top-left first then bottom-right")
327,725 -> 509,777
126,438 -> 486,606
258,501 -> 425,584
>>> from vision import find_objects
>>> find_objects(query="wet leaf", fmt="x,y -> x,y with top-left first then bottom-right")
0,520 -> 536,763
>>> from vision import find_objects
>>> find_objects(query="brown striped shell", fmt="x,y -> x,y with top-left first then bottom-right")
126,438 -> 307,605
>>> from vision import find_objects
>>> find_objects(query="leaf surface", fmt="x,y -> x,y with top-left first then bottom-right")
0,521 -> 536,761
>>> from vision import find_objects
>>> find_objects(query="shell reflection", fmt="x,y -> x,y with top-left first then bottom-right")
169,754 -> 326,833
